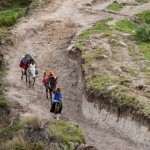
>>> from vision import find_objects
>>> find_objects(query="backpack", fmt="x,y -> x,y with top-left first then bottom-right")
45,69 -> 54,76
42,70 -> 53,84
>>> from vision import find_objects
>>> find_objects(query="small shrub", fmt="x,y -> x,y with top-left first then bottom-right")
135,24 -> 150,42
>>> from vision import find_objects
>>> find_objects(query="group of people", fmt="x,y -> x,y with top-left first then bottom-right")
19,54 -> 63,120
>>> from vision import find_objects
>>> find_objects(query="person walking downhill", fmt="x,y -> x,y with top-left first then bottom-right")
50,88 -> 63,120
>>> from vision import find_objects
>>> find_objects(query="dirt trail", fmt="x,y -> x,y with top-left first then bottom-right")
4,0 -> 150,149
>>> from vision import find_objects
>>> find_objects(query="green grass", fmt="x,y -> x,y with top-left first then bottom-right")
115,19 -> 138,34
0,0 -> 32,10
79,21 -> 110,42
49,120 -> 85,150
140,42 -> 150,61
83,48 -> 107,63
87,74 -> 116,92
121,66 -> 136,75
0,7 -> 26,27
0,0 -> 32,40
78,18 -> 112,51
137,10 -> 150,24
107,1 -> 123,11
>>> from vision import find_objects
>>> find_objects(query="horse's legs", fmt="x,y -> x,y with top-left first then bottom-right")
49,89 -> 53,99
21,70 -> 23,80
25,70 -> 28,83
32,77 -> 35,86
28,76 -> 31,88
46,88 -> 48,99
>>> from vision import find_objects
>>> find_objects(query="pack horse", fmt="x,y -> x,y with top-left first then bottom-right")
19,54 -> 37,88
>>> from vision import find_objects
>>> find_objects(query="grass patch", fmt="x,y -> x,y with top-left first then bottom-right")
83,48 -> 107,63
0,7 -> 26,27
115,92 -> 139,109
0,0 -> 32,10
2,135 -> 45,150
0,122 -> 21,147
137,10 -> 150,24
121,66 -> 136,75
80,20 -> 110,42
140,67 -> 150,72
49,120 -> 85,150
140,42 -> 150,61
141,104 -> 150,117
107,1 -> 123,11
87,74 -> 116,92
0,68 -> 10,112
87,74 -> 140,110
115,19 -> 138,34
78,18 -> 112,51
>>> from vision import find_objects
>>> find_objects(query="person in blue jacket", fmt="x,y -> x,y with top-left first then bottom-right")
50,88 -> 63,120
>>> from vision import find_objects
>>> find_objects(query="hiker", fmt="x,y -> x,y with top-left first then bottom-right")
50,88 -> 63,120
42,70 -> 57,99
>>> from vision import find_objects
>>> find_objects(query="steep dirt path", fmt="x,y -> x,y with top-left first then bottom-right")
4,0 -> 150,149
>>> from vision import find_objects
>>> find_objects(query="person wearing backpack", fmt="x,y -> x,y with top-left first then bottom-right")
50,88 -> 62,120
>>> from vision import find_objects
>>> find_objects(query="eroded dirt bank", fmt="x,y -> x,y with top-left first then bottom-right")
2,0 -> 150,149
82,95 -> 150,147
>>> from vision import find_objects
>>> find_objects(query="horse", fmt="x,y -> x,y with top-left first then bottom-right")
26,63 -> 36,88
21,68 -> 28,83
49,77 -> 57,98
44,75 -> 57,99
